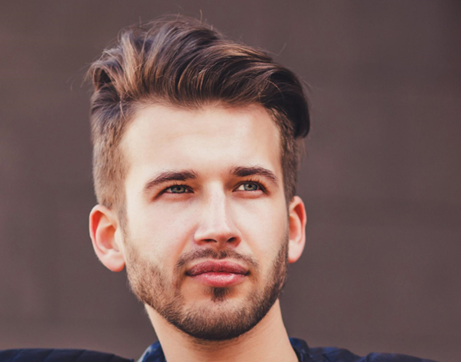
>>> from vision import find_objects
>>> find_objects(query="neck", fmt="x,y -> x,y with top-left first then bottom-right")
145,300 -> 298,362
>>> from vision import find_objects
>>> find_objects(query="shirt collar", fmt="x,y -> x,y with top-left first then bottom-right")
137,338 -> 310,362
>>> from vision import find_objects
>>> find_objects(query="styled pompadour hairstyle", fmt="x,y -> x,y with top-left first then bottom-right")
88,15 -> 310,211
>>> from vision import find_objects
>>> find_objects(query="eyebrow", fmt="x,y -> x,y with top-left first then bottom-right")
231,166 -> 278,186
144,170 -> 198,191
144,166 -> 278,192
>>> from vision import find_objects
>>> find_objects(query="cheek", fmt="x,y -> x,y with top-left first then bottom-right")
125,198 -> 197,261
235,195 -> 287,228
233,198 -> 288,254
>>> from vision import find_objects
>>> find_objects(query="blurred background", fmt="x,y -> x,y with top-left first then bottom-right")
1,1 -> 460,361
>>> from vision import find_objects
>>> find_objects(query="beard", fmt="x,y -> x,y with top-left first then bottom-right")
125,239 -> 288,341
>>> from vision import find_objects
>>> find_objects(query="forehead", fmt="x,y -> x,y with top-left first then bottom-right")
120,103 -> 282,181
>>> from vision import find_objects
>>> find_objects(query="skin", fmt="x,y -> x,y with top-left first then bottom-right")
90,103 -> 307,362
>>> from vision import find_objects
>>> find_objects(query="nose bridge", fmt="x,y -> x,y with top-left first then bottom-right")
194,183 -> 239,245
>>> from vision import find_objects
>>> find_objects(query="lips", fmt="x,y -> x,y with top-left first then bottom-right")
186,261 -> 248,276
186,261 -> 248,287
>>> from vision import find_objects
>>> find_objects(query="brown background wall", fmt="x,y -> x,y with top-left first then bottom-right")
1,1 -> 460,361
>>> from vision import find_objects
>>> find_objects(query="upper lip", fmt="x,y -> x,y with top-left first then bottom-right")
186,261 -> 248,276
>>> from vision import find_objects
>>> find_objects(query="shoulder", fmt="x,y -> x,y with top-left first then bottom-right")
290,338 -> 437,362
0,349 -> 133,362
308,347 -> 437,362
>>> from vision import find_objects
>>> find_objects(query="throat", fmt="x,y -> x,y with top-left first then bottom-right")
148,300 -> 299,362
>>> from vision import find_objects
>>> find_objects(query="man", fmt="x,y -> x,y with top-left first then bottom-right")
0,15 -> 435,362
88,15 -> 308,362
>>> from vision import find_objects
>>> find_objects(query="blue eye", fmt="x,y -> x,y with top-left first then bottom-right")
237,182 -> 261,191
166,185 -> 189,193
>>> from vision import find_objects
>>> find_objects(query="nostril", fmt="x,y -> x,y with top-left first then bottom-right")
227,237 -> 237,243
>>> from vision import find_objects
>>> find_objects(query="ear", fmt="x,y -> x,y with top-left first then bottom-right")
287,196 -> 307,264
89,204 -> 126,272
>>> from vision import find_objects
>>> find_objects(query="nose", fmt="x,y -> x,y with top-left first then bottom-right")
193,187 -> 242,248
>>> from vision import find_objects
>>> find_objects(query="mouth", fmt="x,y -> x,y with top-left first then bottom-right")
186,261 -> 249,288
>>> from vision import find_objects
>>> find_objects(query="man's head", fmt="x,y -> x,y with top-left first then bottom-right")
88,16 -> 309,341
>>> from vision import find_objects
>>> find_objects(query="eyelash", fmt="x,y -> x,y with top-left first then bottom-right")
161,179 -> 267,194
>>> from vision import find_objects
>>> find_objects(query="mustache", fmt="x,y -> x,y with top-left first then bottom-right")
175,248 -> 259,271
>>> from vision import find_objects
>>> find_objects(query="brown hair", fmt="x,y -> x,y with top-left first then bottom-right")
88,15 -> 310,211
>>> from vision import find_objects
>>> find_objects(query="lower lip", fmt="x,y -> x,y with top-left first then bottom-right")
190,272 -> 246,287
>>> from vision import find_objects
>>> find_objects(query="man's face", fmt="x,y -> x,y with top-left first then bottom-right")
119,103 -> 291,340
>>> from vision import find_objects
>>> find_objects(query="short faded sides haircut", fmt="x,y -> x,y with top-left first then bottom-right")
88,15 -> 310,211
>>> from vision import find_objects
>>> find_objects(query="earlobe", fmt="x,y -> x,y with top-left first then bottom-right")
89,204 -> 126,272
287,196 -> 307,264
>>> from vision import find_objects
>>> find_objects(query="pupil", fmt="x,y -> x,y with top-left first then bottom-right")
246,184 -> 257,191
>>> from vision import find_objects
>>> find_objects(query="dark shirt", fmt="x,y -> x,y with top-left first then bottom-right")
137,338 -> 437,362
0,338 -> 437,361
